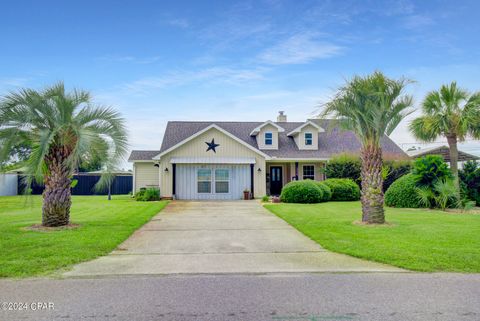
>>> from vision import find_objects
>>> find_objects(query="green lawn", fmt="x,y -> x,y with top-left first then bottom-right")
265,202 -> 480,272
0,195 -> 168,278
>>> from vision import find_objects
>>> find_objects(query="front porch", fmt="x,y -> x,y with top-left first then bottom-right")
265,161 -> 327,196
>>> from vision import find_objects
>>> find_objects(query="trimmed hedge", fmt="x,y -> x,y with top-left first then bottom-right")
280,180 -> 325,203
383,160 -> 412,192
315,182 -> 332,202
384,174 -> 422,208
322,178 -> 360,201
324,153 -> 361,185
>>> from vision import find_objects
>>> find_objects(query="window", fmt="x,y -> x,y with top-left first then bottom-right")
215,169 -> 229,193
305,132 -> 313,145
197,169 -> 212,193
303,165 -> 315,180
265,132 -> 273,145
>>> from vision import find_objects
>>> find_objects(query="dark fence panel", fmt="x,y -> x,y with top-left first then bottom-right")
18,174 -> 132,195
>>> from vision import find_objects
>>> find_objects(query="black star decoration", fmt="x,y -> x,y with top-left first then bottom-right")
205,138 -> 220,153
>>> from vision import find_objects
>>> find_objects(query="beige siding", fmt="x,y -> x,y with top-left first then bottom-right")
159,127 -> 266,198
134,162 -> 160,193
298,162 -> 325,181
257,124 -> 279,150
293,124 -> 319,150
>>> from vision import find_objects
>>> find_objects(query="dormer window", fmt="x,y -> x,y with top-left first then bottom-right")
305,132 -> 313,146
265,132 -> 273,145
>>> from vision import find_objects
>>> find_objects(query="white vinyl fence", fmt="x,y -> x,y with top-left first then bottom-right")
0,174 -> 18,196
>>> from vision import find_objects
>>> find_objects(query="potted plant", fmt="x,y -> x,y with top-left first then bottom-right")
243,189 -> 251,200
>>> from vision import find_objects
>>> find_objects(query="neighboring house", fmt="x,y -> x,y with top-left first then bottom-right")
407,145 -> 479,164
128,112 -> 408,200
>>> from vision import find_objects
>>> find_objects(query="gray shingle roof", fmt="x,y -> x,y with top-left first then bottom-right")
128,120 -> 408,161
128,150 -> 160,161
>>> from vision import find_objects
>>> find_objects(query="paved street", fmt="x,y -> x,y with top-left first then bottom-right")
1,273 -> 479,321
65,201 -> 401,276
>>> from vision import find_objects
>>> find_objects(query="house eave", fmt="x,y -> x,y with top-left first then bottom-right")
249,120 -> 285,136
286,120 -> 325,137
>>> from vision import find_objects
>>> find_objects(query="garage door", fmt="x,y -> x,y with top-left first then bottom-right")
176,164 -> 250,200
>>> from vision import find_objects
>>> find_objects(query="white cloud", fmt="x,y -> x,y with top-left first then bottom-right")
121,67 -> 267,93
0,77 -> 30,87
96,55 -> 161,64
403,14 -> 435,29
258,33 -> 342,65
166,18 -> 189,29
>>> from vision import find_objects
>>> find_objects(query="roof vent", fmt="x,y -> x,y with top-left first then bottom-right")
277,111 -> 287,122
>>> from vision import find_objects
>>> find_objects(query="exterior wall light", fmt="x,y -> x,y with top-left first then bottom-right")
164,167 -> 169,172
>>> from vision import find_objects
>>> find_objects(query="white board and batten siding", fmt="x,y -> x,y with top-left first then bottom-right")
175,164 -> 250,200
0,173 -> 18,196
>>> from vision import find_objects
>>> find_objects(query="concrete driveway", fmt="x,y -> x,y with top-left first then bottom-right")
65,201 -> 403,276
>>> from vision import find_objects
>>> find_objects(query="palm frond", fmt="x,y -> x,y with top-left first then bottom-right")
320,71 -> 414,147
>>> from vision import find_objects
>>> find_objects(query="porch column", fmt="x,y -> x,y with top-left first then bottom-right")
295,162 -> 299,180
250,164 -> 254,197
172,163 -> 176,196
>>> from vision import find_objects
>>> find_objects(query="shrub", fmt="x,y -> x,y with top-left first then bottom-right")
385,174 -> 423,208
261,195 -> 270,202
315,182 -> 332,202
325,153 -> 411,191
382,160 -> 412,192
324,153 -> 361,185
322,178 -> 360,201
417,179 -> 458,210
280,180 -> 323,203
134,188 -> 146,200
412,155 -> 453,188
459,160 -> 480,206
135,187 -> 160,201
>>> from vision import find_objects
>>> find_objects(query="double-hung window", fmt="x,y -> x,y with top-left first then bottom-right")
197,169 -> 212,193
302,165 -> 315,180
305,132 -> 313,146
215,169 -> 229,193
265,132 -> 273,145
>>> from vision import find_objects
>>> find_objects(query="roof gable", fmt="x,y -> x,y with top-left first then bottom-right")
249,120 -> 285,136
154,124 -> 271,159
286,120 -> 325,136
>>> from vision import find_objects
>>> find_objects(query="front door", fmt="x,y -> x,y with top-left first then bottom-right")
270,166 -> 283,195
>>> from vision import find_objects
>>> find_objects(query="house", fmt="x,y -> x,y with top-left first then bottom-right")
128,112 -> 408,200
407,145 -> 479,163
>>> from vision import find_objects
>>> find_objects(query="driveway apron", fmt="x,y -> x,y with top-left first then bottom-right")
65,201 -> 403,276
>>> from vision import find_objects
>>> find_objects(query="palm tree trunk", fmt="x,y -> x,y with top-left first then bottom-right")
360,144 -> 385,224
446,134 -> 460,196
42,148 -> 72,227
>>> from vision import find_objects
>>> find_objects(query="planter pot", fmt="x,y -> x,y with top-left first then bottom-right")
243,191 -> 250,200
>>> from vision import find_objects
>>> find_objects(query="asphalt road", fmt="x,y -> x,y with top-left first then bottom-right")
1,273 -> 479,321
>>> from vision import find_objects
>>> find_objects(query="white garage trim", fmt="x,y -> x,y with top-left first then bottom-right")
176,164 -> 250,200
170,157 -> 256,164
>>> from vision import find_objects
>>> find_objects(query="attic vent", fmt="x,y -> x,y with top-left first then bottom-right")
277,111 -> 287,122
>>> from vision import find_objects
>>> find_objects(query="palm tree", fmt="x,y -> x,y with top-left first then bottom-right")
321,72 -> 413,224
410,82 -> 480,194
0,83 -> 128,227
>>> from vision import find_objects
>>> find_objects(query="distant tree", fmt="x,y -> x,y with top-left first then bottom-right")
0,141 -> 31,170
410,82 -> 480,195
0,83 -> 128,226
321,71 -> 413,224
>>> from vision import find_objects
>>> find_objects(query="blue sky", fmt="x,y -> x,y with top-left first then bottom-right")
1,0 -> 479,164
